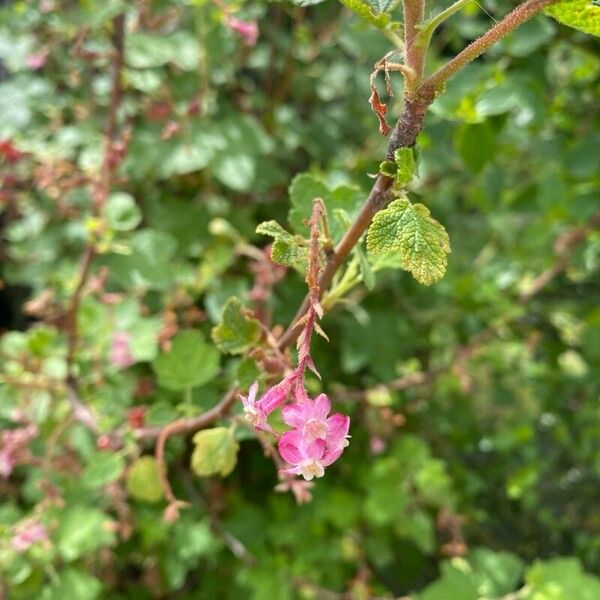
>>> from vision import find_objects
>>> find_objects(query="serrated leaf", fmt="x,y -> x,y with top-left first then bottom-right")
366,198 -> 450,285
126,456 -> 164,503
394,147 -> 416,186
211,297 -> 261,355
545,0 -> 600,37
152,330 -> 220,391
191,427 -> 239,477
256,220 -> 308,266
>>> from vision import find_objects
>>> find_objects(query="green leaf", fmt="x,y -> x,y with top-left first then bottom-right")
44,568 -> 102,600
103,229 -> 178,291
468,548 -> 524,597
524,558 -> 600,600
152,330 -> 220,391
419,562 -> 479,600
394,147 -> 416,186
338,0 -> 395,27
211,152 -> 255,192
545,0 -> 600,37
211,297 -> 261,355
366,198 -> 451,285
454,122 -> 498,173
103,192 -> 142,232
81,452 -> 125,488
357,244 -> 375,290
256,220 -> 308,267
288,174 -> 331,234
288,173 -> 363,241
379,159 -> 398,178
126,32 -> 200,70
191,427 -> 239,477
57,507 -> 116,562
126,456 -> 164,503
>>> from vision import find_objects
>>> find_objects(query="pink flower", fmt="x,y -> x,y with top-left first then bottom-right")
282,393 -> 350,448
225,17 -> 259,46
240,381 -> 267,430
110,331 -> 135,370
11,521 -> 48,552
278,430 -> 343,481
0,425 -> 37,479
26,52 -> 47,70
240,376 -> 295,432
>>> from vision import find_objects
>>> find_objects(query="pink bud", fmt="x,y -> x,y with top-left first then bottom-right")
225,17 -> 259,47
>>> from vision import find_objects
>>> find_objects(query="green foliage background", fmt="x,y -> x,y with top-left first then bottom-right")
0,0 -> 599,598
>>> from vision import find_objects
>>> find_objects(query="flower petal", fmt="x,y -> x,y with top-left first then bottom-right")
313,394 -> 331,419
282,403 -> 307,428
326,414 -> 350,447
321,446 -> 343,467
278,430 -> 304,465
248,381 -> 259,403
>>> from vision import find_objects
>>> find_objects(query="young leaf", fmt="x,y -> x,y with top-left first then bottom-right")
545,0 -> 600,37
126,456 -> 164,503
152,331 -> 220,391
366,198 -> 450,285
356,244 -> 375,290
256,220 -> 308,266
394,147 -> 416,186
211,297 -> 261,355
191,427 -> 239,477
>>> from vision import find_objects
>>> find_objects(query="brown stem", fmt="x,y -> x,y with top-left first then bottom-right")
276,89 -> 434,350
65,15 -> 126,380
147,0 -> 562,509
154,385 -> 238,507
403,0 -> 426,91
422,0 -> 557,92
277,0 -> 557,350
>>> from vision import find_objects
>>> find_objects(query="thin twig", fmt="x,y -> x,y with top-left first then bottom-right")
154,385 -> 238,509
65,14 -> 126,380
276,0 -> 559,351
422,0 -> 557,92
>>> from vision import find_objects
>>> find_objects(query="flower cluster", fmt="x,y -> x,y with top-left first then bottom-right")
240,199 -> 350,483
240,379 -> 350,481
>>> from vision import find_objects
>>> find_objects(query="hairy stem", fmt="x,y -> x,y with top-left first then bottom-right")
277,0 -> 556,350
422,0 -> 557,92
403,0 -> 426,91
